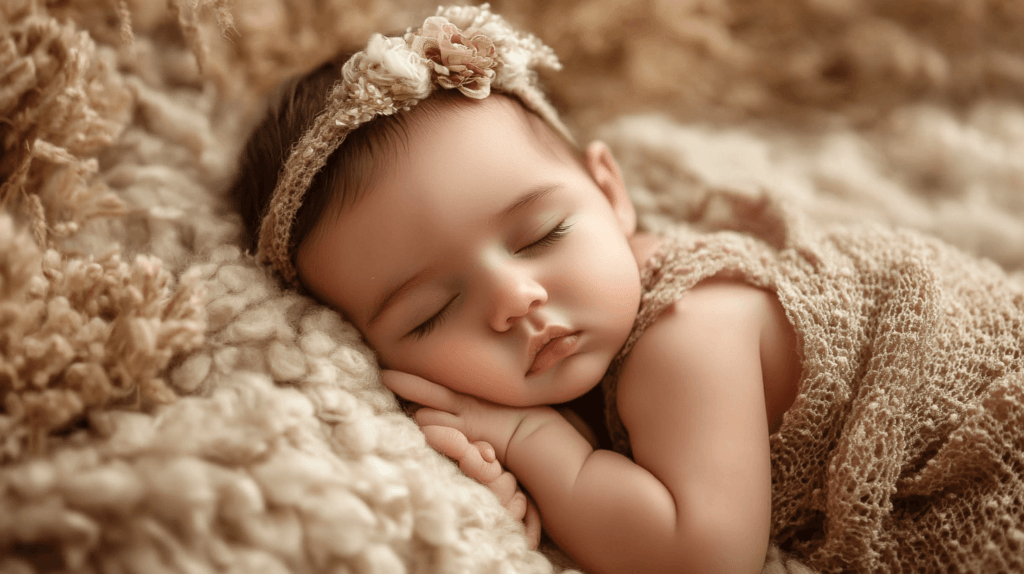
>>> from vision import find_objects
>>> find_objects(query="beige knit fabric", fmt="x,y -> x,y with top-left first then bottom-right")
602,193 -> 1024,573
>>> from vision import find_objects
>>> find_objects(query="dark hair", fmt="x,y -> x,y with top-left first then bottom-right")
230,52 -> 580,269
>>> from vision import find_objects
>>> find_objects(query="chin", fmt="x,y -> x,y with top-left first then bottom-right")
549,361 -> 605,403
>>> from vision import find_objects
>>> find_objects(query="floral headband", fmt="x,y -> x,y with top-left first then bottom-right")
256,4 -> 573,286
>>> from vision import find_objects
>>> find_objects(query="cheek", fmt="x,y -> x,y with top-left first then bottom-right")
382,330 -> 512,398
564,227 -> 639,308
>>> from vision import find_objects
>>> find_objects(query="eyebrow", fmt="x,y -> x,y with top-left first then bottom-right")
366,183 -> 561,328
490,183 -> 560,225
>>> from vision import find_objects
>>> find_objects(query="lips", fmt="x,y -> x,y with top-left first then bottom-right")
527,326 -> 581,376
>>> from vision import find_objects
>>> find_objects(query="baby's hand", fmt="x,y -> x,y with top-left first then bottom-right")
421,425 -> 541,549
382,370 -> 548,463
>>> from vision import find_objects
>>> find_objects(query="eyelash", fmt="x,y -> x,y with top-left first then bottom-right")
408,220 -> 574,340
515,220 -> 573,255
410,295 -> 456,340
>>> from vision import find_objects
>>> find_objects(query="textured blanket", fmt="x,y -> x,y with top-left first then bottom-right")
3,0 -> 1024,572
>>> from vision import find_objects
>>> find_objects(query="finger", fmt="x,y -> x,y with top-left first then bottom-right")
472,441 -> 496,462
523,495 -> 541,550
421,426 -> 504,484
507,490 -> 527,522
415,407 -> 462,429
462,451 -> 502,484
381,370 -> 462,412
451,439 -> 502,484
421,425 -> 470,461
487,471 -> 518,507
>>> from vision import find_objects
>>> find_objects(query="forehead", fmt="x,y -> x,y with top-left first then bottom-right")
297,94 -> 584,319
408,93 -> 577,167
394,95 -> 580,212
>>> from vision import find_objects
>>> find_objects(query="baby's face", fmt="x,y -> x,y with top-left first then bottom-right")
297,95 -> 641,407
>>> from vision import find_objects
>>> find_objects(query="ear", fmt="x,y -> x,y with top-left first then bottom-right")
584,141 -> 636,236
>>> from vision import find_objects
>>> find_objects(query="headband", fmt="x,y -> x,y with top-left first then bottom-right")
256,4 -> 573,286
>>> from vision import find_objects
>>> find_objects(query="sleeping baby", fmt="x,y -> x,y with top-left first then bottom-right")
231,5 -> 1024,573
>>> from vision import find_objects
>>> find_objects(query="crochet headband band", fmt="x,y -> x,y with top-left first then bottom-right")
256,4 -> 574,286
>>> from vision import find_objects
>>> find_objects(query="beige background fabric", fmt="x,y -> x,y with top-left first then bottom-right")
2,0 -> 1023,572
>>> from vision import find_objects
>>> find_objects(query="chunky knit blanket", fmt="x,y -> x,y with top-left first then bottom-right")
601,208 -> 1024,572
4,0 -> 1024,572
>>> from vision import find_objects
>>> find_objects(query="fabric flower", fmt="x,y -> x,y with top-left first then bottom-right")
415,16 -> 500,98
345,35 -> 430,106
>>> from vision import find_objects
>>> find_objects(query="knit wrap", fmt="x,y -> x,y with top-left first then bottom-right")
602,197 -> 1024,572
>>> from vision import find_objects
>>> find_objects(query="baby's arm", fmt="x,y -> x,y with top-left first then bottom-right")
506,279 -> 775,574
383,279 -> 780,573
420,425 -> 541,549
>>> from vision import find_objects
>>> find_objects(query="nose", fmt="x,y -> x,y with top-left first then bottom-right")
488,263 -> 547,331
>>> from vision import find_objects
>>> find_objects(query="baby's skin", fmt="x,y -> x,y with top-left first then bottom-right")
297,94 -> 801,573
419,422 -> 541,548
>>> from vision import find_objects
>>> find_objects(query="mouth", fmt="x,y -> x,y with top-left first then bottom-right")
527,327 -> 581,376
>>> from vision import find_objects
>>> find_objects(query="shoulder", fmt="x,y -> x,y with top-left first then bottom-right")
615,279 -> 775,430
622,278 -> 775,371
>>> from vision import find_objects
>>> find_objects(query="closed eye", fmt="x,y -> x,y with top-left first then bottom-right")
408,294 -> 457,340
516,220 -> 573,255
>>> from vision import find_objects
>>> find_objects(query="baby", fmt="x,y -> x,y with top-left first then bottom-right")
233,5 -> 1024,573
295,87 -> 793,573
